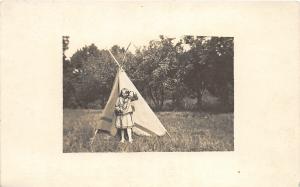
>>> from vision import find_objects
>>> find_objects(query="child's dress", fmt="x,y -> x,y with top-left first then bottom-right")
115,94 -> 137,129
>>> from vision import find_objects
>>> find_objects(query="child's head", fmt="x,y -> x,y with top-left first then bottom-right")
120,88 -> 129,98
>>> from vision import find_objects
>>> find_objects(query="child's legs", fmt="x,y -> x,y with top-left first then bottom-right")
127,128 -> 133,142
120,129 -> 125,142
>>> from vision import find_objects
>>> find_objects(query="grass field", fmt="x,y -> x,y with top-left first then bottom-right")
63,109 -> 234,152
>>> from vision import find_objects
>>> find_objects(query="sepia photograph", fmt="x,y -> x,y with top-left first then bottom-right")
63,35 -> 234,152
1,1 -> 299,187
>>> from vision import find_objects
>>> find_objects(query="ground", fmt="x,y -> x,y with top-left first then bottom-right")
63,109 -> 234,152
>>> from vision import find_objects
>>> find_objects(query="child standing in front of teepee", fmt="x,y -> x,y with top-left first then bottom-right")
115,88 -> 138,143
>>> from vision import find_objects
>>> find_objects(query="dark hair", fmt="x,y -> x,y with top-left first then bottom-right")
119,88 -> 130,97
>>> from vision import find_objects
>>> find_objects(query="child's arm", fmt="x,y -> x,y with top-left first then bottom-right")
129,91 -> 138,101
114,98 -> 122,114
115,97 -> 120,109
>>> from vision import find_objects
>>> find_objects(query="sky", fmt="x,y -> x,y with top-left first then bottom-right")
60,2 -> 232,58
61,2 -> 181,57
64,35 -> 183,58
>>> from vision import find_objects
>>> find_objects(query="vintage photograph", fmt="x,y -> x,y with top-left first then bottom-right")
63,35 -> 234,152
2,1 -> 299,187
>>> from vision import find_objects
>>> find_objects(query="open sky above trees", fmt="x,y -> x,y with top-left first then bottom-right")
64,35 -> 199,59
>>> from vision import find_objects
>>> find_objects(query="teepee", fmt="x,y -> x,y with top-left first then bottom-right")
94,51 -> 168,137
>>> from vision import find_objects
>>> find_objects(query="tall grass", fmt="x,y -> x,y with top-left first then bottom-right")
63,109 -> 233,152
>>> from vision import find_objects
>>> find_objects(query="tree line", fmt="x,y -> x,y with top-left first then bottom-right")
63,35 -> 233,112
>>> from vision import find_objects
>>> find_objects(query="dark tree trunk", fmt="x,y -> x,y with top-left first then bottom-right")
159,86 -> 164,110
196,92 -> 203,109
148,87 -> 159,109
196,83 -> 205,110
148,86 -> 165,111
101,96 -> 106,109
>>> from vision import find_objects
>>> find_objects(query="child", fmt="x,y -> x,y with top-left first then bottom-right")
115,88 -> 138,143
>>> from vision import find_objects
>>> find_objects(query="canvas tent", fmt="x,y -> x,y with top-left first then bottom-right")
95,68 -> 168,136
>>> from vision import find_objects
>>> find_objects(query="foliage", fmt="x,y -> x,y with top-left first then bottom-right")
68,44 -> 126,108
132,36 -> 186,110
63,35 -> 234,111
181,36 -> 234,109
63,36 -> 78,108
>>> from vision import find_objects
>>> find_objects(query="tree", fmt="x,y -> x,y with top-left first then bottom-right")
63,36 -> 78,108
182,36 -> 234,110
63,36 -> 69,61
69,44 -> 128,108
132,35 -> 184,110
63,36 -> 234,111
181,36 -> 210,108
205,37 -> 234,109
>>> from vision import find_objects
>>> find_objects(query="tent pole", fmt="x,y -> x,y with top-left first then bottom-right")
90,129 -> 98,152
166,131 -> 171,138
121,42 -> 131,62
108,49 -> 121,68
